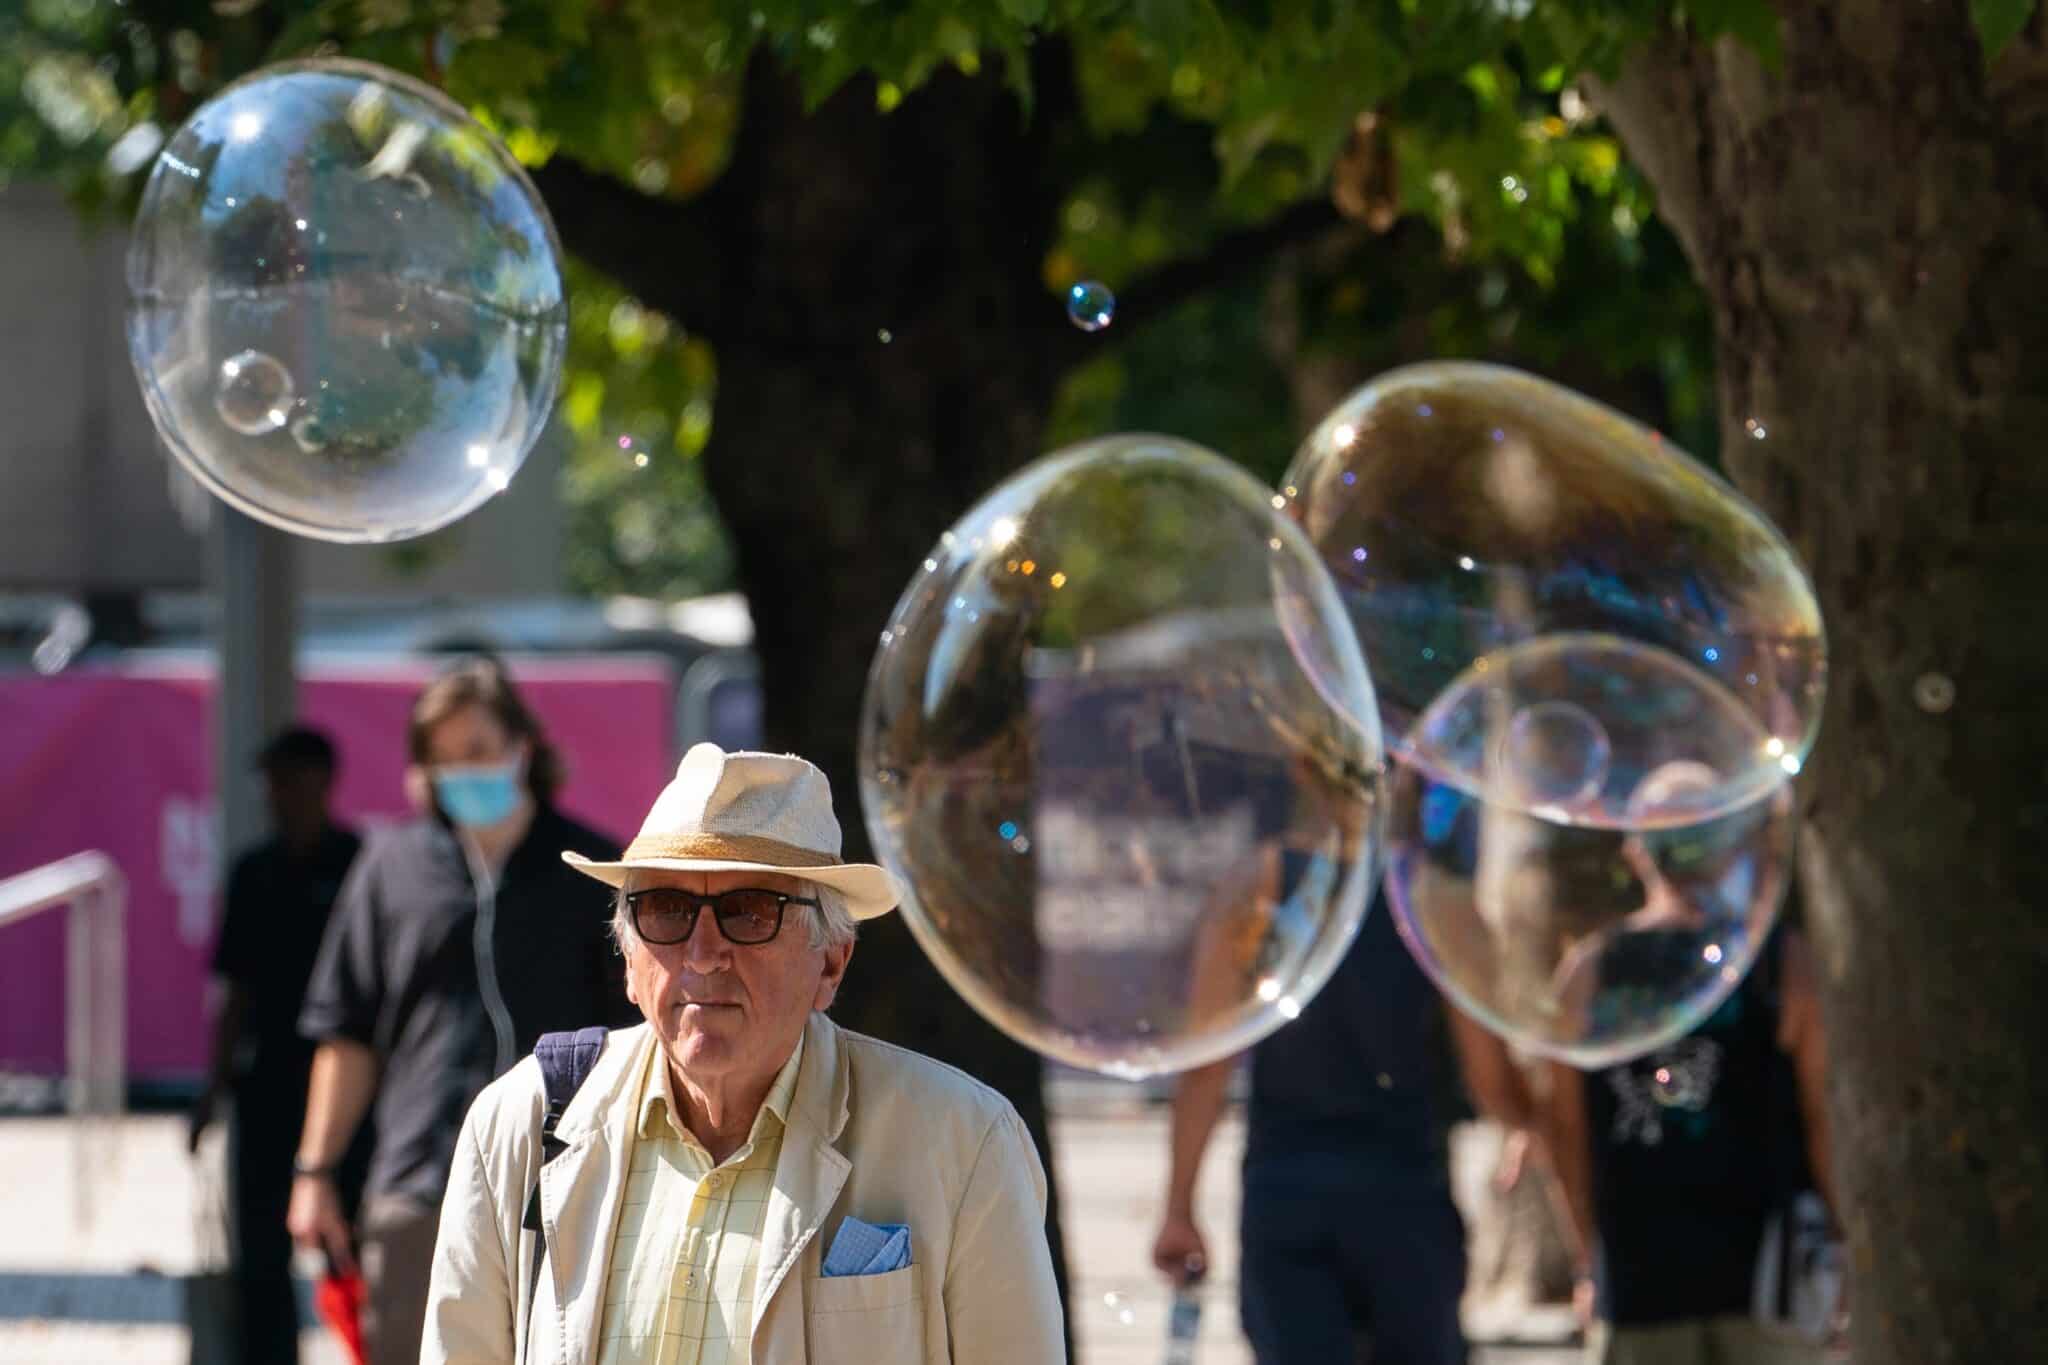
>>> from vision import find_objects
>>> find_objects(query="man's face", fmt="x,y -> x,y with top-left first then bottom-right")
622,869 -> 852,1086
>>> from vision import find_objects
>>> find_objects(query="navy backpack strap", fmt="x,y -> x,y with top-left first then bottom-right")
521,1027 -> 610,1341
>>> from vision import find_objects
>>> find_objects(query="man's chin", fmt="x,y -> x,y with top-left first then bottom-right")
666,1011 -> 742,1055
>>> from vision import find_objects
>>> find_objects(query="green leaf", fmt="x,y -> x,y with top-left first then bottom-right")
1971,0 -> 2036,61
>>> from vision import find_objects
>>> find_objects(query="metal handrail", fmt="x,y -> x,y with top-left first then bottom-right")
0,850 -> 125,927
0,851 -> 127,1226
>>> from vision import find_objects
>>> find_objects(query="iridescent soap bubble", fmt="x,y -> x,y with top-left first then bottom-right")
126,59 -> 567,543
1282,363 -> 1824,1067
861,435 -> 1384,1077
1067,280 -> 1115,332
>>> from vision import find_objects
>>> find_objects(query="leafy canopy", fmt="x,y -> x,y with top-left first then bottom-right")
2,0 -> 1853,591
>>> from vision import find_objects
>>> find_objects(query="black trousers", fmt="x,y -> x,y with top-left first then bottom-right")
1239,1162 -> 1468,1365
228,1091 -> 304,1365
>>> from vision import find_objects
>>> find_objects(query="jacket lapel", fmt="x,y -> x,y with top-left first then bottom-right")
750,1013 -> 855,1338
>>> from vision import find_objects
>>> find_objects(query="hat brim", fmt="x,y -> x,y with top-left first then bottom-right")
561,850 -> 900,920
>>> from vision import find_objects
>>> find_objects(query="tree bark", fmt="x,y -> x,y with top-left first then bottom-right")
1594,9 -> 2048,1359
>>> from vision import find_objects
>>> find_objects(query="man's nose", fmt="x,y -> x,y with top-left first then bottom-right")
677,906 -> 733,968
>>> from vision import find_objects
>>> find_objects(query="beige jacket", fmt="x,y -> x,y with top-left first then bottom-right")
422,1012 -> 1065,1365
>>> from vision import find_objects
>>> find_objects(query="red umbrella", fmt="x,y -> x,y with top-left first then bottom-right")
313,1270 -> 367,1365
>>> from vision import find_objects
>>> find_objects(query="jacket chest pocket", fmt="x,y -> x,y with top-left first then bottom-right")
803,1264 -> 925,1364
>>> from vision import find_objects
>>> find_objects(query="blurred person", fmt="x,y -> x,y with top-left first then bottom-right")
289,657 -> 633,1365
190,724 -> 367,1365
1153,876 -> 1531,1365
1537,899 -> 1835,1365
422,744 -> 1064,1364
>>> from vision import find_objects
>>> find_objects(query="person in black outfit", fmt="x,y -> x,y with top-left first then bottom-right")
1153,875 -> 1529,1365
190,725 -> 367,1365
1539,891 -> 1835,1363
287,658 -> 634,1365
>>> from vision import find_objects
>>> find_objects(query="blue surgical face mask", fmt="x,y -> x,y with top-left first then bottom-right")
432,760 -> 524,829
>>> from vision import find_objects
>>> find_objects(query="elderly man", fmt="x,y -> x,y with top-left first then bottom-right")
423,743 -> 1065,1365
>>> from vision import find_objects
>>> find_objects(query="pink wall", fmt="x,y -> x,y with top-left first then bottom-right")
0,655 -> 675,1080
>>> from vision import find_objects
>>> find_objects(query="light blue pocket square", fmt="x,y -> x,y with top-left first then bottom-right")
822,1217 -> 912,1277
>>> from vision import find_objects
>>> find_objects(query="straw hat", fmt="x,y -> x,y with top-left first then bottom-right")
561,742 -> 900,919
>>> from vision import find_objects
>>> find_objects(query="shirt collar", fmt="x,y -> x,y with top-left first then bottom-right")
637,1031 -> 807,1151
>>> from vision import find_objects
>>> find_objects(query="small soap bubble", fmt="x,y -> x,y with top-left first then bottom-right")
288,413 -> 326,454
1500,700 -> 1611,811
1066,280 -> 1115,332
1913,672 -> 1955,714
214,350 -> 295,435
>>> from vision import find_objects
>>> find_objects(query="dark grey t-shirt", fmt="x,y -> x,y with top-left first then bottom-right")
299,807 -> 634,1204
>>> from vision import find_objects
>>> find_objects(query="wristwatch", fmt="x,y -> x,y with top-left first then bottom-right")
292,1157 -> 337,1179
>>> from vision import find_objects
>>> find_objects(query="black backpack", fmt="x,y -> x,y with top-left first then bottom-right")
520,1027 -> 609,1343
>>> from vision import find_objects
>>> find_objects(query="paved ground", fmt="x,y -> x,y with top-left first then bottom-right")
0,1106 -> 1579,1364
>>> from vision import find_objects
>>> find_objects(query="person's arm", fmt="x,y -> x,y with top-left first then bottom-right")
191,856 -> 260,1153
1777,929 -> 1836,1218
1445,1004 -> 1533,1129
1536,1061 -> 1599,1318
187,983 -> 248,1154
944,1107 -> 1066,1364
1149,844 -> 1280,1284
287,1040 -> 378,1273
1151,1055 -> 1233,1283
289,850 -> 385,1273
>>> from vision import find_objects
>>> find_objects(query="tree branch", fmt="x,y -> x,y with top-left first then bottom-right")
529,157 -> 730,344
1052,194 -> 1349,360
1585,27 -> 1716,277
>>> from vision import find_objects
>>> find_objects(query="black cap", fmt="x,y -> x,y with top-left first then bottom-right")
254,725 -> 338,774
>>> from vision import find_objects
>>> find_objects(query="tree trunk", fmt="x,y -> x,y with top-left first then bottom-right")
545,53 -> 1082,1346
1594,10 -> 2048,1359
700,51 -> 1072,1135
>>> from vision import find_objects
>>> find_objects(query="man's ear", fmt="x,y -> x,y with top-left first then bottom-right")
812,940 -> 854,1012
617,886 -> 639,1004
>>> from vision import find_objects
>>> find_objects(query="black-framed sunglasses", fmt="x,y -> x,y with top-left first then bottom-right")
623,886 -> 818,946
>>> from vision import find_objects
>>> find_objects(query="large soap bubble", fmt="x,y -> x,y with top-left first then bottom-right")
1282,363 -> 1824,1067
126,59 -> 567,543
861,435 -> 1385,1077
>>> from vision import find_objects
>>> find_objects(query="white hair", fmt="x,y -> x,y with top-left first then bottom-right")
611,879 -> 857,954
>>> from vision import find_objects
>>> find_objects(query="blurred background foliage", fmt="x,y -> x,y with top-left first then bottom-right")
2,0 -> 1716,598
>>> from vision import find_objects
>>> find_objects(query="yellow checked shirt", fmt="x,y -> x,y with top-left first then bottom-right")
594,1037 -> 805,1365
